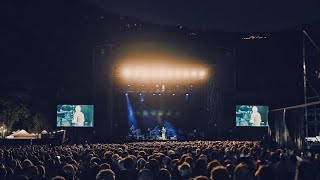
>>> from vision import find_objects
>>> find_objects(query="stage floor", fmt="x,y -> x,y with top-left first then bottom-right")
126,135 -> 177,141
125,139 -> 178,143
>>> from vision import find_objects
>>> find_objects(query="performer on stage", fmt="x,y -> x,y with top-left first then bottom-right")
129,125 -> 136,135
57,105 -> 73,126
250,106 -> 261,126
236,105 -> 251,126
72,105 -> 85,126
161,127 -> 166,139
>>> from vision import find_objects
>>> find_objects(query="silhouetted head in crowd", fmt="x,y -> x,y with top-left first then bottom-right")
194,175 -> 210,180
96,169 -> 115,180
158,168 -> 171,180
294,160 -> 319,180
123,157 -> 135,170
100,163 -> 111,170
225,164 -> 235,179
62,164 -> 76,180
137,158 -> 146,170
0,167 -> 7,180
24,165 -> 39,180
194,158 -> 207,176
207,160 -> 221,174
90,157 -> 101,166
185,157 -> 194,167
180,154 -> 190,164
37,165 -> 46,179
162,156 -> 172,169
138,168 -> 153,180
52,176 -> 66,180
241,148 -> 250,157
178,162 -> 192,179
234,163 -> 252,180
22,159 -> 34,168
255,165 -> 274,180
210,165 -> 229,180
145,159 -> 160,177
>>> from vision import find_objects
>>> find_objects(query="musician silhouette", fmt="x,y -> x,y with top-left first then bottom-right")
129,125 -> 136,135
161,127 -> 166,139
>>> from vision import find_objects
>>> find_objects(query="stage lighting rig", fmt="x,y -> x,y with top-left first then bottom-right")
117,63 -> 209,84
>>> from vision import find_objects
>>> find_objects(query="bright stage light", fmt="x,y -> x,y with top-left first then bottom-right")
122,68 -> 131,77
168,70 -> 174,78
133,69 -> 139,78
199,70 -> 206,79
191,71 -> 197,77
175,70 -> 182,79
119,63 -> 209,83
140,70 -> 150,80
183,70 -> 190,79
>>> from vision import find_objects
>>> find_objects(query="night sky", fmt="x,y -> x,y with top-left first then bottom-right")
92,0 -> 320,32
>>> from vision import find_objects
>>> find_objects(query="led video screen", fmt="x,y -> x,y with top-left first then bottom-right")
236,105 -> 269,127
57,105 -> 94,127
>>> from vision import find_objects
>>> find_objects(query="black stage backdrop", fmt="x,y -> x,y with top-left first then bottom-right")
269,108 -> 304,149
113,90 -> 206,140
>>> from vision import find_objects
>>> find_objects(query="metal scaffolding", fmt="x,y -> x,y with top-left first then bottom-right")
204,65 -> 218,138
303,30 -> 320,138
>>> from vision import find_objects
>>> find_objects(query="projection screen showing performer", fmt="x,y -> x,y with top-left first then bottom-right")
57,105 -> 94,127
235,105 -> 269,127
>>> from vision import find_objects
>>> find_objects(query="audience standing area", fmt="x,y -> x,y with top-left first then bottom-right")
0,141 -> 319,180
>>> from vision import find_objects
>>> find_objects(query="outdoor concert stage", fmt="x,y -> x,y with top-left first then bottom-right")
59,45 -> 237,142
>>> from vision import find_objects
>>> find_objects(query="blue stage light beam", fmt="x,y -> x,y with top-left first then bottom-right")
164,121 -> 177,137
126,94 -> 137,128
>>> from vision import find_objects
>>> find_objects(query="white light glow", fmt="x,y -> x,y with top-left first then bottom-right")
120,64 -> 208,82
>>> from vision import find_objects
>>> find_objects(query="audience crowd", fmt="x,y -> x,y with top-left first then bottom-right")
0,141 -> 320,180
